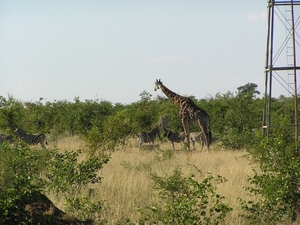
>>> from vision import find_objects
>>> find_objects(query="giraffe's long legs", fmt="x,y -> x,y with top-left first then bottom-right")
182,118 -> 191,151
197,120 -> 210,151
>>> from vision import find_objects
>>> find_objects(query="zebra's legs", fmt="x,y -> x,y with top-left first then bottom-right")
200,142 -> 204,151
40,142 -> 46,148
41,139 -> 48,149
191,140 -> 196,151
138,134 -> 143,146
171,141 -> 175,151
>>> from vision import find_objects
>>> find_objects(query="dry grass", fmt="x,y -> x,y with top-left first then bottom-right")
46,137 -> 261,224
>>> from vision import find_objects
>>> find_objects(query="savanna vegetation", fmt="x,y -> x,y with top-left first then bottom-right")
1,82 -> 300,224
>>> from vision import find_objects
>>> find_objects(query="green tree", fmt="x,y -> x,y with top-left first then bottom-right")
206,84 -> 262,149
76,98 -> 114,135
22,98 -> 50,132
0,95 -> 25,132
83,107 -> 139,155
237,82 -> 260,98
201,92 -> 232,137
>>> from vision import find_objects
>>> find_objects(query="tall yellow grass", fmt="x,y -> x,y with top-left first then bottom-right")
48,137 -> 257,224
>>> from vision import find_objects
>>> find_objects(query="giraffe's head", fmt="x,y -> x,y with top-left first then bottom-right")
154,79 -> 163,91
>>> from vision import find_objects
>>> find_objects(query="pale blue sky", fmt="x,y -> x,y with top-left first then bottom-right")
0,1 -> 297,104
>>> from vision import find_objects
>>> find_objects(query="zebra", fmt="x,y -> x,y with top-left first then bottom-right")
14,128 -> 48,148
138,127 -> 160,146
189,131 -> 212,151
163,128 -> 186,151
0,134 -> 13,144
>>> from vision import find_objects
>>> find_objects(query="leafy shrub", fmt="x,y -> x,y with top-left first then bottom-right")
136,166 -> 232,225
0,142 -> 50,224
65,196 -> 106,224
83,109 -> 137,155
0,141 -> 109,224
46,149 -> 109,221
241,135 -> 300,224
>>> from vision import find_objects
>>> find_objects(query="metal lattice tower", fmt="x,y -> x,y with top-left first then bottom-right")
262,0 -> 300,139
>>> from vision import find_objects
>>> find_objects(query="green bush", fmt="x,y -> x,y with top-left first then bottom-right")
241,135 -> 300,224
0,143 -> 109,224
46,149 -> 109,221
0,142 -> 50,224
136,166 -> 232,225
65,196 -> 106,224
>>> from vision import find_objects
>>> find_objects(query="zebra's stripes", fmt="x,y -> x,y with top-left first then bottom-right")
138,127 -> 160,146
189,131 -> 212,151
163,128 -> 186,151
0,134 -> 13,144
14,128 -> 48,148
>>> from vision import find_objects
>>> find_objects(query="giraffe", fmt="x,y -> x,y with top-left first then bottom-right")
154,79 -> 211,151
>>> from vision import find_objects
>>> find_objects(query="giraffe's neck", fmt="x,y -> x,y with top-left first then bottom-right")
160,84 -> 185,108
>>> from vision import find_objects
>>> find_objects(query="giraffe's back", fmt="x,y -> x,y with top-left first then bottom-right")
183,103 -> 210,120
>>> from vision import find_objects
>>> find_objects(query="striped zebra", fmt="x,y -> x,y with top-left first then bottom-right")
14,128 -> 48,148
0,134 -> 13,144
138,127 -> 160,146
189,131 -> 212,151
163,128 -> 186,151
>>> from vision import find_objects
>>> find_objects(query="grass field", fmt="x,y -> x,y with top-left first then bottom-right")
45,136 -> 261,224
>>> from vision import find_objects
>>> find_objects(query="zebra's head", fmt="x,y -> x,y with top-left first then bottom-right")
154,79 -> 163,91
14,128 -> 20,134
14,128 -> 25,137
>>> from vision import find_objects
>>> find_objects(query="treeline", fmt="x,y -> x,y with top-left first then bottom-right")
0,83 -> 297,150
